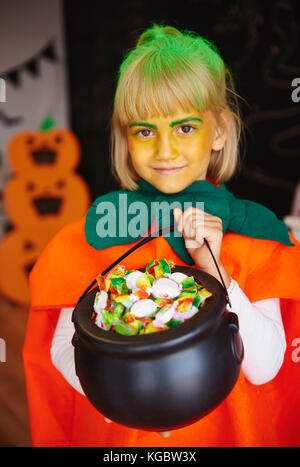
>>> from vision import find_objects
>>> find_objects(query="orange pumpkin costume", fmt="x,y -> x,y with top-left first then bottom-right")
23,215 -> 300,447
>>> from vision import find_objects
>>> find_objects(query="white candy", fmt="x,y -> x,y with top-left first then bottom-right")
151,278 -> 180,299
154,302 -> 177,323
94,290 -> 108,313
120,299 -> 134,309
170,272 -> 189,284
152,320 -> 166,329
173,305 -> 199,322
125,270 -> 143,290
129,292 -> 140,303
95,311 -> 110,330
130,299 -> 158,318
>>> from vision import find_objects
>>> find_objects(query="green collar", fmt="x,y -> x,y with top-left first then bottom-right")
85,180 -> 293,265
136,179 -> 217,194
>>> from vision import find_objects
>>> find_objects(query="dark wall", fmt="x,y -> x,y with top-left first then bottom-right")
63,0 -> 300,219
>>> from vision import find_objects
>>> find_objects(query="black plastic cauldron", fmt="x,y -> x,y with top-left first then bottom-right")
72,261 -> 244,432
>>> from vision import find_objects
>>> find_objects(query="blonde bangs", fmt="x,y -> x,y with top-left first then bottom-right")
114,64 -> 209,126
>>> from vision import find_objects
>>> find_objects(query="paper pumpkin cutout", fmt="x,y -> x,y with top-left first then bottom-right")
4,168 -> 90,231
7,128 -> 81,173
0,228 -> 54,305
0,126 -> 91,305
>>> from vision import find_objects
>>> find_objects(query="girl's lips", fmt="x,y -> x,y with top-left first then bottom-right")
153,166 -> 185,175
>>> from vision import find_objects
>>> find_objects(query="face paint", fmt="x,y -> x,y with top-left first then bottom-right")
127,107 -> 226,194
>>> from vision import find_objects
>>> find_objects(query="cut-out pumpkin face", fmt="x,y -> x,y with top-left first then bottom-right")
4,167 -> 91,231
7,128 -> 80,173
0,228 -> 51,305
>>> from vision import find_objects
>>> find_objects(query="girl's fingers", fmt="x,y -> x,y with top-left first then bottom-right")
173,208 -> 183,232
174,207 -> 222,245
174,208 -> 201,243
104,417 -> 112,423
182,206 -> 221,227
182,209 -> 204,240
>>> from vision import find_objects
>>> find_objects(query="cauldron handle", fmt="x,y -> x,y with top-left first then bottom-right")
74,224 -> 231,309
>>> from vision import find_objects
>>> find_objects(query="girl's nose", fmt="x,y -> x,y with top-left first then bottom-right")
155,134 -> 178,160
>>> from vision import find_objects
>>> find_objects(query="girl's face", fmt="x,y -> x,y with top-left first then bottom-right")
127,107 -> 228,193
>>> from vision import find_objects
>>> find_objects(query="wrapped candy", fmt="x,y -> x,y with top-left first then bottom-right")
151,277 -> 180,299
110,276 -> 130,295
93,259 -> 212,335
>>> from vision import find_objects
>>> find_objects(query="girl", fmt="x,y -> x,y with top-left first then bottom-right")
23,24 -> 300,447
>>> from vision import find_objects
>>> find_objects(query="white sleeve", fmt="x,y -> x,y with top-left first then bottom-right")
50,307 -> 85,395
227,279 -> 286,385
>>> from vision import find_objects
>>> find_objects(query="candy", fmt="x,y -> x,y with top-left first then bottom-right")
111,302 -> 125,323
173,305 -> 199,322
136,273 -> 154,290
132,288 -> 150,300
178,288 -> 197,301
108,264 -> 126,277
145,260 -> 158,275
96,274 -> 110,292
170,272 -> 188,284
123,312 -> 136,323
110,276 -> 130,295
166,319 -> 181,328
153,259 -> 172,278
153,297 -> 173,308
144,321 -> 168,334
114,321 -> 136,336
176,298 -> 193,313
127,319 -> 144,334
154,302 -> 177,324
118,312 -> 144,334
114,294 -> 132,303
145,259 -> 174,277
125,270 -> 143,290
95,309 -> 112,330
93,259 -> 212,335
94,290 -> 108,313
130,299 -> 158,318
151,277 -> 180,299
180,276 -> 197,289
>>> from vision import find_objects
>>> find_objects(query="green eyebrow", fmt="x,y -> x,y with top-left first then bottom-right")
129,122 -> 158,130
129,116 -> 203,131
169,116 -> 203,128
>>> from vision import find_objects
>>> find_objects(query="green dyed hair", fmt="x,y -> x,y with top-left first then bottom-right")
110,24 -> 242,190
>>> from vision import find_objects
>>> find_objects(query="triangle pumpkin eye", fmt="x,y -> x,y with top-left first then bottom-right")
56,179 -> 65,189
26,181 -> 35,191
26,136 -> 35,145
23,240 -> 35,251
55,135 -> 63,143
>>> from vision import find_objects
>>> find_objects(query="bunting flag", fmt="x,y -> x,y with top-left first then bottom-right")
0,40 -> 58,88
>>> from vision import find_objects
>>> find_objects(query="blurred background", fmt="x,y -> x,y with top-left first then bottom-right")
0,0 -> 299,446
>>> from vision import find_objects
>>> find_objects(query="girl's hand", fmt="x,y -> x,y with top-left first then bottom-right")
104,417 -> 170,438
173,207 -> 231,288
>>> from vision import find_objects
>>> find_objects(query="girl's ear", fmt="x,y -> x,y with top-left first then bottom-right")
211,111 -> 232,151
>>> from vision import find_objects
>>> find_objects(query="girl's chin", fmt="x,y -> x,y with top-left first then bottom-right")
149,180 -> 193,194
